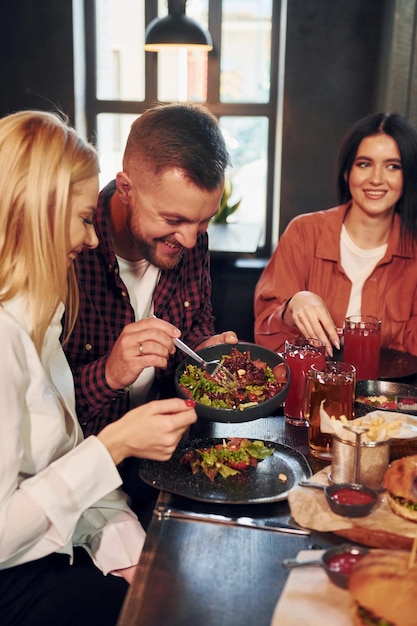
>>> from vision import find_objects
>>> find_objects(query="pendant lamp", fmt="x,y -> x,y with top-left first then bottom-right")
144,0 -> 213,51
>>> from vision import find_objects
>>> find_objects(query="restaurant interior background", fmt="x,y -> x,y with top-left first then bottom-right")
1,0 -> 417,342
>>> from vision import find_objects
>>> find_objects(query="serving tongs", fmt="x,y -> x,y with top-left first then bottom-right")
342,424 -> 370,485
173,337 -> 237,388
150,313 -> 236,387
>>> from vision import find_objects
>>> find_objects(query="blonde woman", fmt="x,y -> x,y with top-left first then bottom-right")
0,110 -> 196,625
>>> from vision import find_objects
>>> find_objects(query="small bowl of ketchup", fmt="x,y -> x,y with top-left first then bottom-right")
283,543 -> 369,589
322,544 -> 369,588
299,480 -> 378,518
325,482 -> 378,517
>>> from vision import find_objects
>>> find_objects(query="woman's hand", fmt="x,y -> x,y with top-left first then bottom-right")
97,398 -> 197,466
284,291 -> 340,356
113,565 -> 138,584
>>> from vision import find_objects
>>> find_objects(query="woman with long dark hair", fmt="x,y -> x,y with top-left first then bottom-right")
255,112 -> 417,356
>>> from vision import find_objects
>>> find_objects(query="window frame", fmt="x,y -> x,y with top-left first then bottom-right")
83,0 -> 281,257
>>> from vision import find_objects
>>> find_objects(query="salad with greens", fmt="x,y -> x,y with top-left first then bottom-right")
178,347 -> 286,410
180,437 -> 274,481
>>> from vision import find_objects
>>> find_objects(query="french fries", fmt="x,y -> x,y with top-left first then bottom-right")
329,413 -> 401,442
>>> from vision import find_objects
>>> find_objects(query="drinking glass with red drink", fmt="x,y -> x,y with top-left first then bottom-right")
343,315 -> 381,380
284,337 -> 326,425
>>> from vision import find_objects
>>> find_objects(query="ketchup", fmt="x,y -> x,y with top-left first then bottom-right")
327,551 -> 365,574
330,487 -> 375,505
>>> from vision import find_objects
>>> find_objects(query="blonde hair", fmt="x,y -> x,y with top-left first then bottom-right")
0,110 -> 99,353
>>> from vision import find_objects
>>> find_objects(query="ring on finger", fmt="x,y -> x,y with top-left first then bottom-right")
139,342 -> 144,356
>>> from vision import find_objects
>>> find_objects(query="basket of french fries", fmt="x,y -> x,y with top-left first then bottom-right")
319,403 -> 417,489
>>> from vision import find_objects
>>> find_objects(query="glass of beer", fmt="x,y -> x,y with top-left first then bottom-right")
284,337 -> 326,425
343,315 -> 381,380
305,361 -> 356,460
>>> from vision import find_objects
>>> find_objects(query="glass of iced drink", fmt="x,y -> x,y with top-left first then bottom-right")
343,315 -> 381,380
284,337 -> 326,425
305,361 -> 356,460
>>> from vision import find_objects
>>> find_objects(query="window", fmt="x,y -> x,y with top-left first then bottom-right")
83,0 -> 283,256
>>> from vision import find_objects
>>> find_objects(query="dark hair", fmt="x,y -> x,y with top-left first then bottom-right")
123,102 -> 230,190
336,112 -> 417,242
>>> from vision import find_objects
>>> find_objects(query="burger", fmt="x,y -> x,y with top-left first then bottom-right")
348,549 -> 417,626
382,454 -> 417,522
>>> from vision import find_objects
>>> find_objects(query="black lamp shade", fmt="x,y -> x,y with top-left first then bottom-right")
144,1 -> 213,51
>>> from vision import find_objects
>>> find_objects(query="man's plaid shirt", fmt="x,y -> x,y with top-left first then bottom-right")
64,181 -> 216,436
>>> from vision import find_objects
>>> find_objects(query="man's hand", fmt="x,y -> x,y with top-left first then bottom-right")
196,331 -> 239,350
105,317 -> 181,390
285,291 -> 340,356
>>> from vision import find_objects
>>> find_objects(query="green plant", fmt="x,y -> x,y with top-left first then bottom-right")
211,179 -> 241,224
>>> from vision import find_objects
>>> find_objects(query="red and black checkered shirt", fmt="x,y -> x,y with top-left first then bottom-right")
63,181 -> 216,436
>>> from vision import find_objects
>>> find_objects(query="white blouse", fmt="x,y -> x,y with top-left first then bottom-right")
0,295 -> 145,572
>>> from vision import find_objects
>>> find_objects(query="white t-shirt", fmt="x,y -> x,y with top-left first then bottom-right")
116,256 -> 160,407
340,224 -> 387,317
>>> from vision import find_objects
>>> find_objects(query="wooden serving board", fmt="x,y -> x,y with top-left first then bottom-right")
289,467 -> 417,550
334,525 -> 413,549
335,443 -> 417,547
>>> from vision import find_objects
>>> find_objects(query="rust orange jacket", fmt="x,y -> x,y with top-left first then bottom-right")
254,204 -> 417,355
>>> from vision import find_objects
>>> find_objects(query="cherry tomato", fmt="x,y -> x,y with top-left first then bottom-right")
180,386 -> 193,399
227,460 -> 250,470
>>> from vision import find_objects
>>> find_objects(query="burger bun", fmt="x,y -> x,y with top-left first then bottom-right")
348,549 -> 417,626
382,455 -> 417,522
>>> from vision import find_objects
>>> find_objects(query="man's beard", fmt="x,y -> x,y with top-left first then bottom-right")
126,209 -> 184,270
129,229 -> 183,270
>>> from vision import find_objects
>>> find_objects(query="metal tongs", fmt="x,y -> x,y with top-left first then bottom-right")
151,314 -> 236,387
173,336 -> 236,388
342,424 -> 370,484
